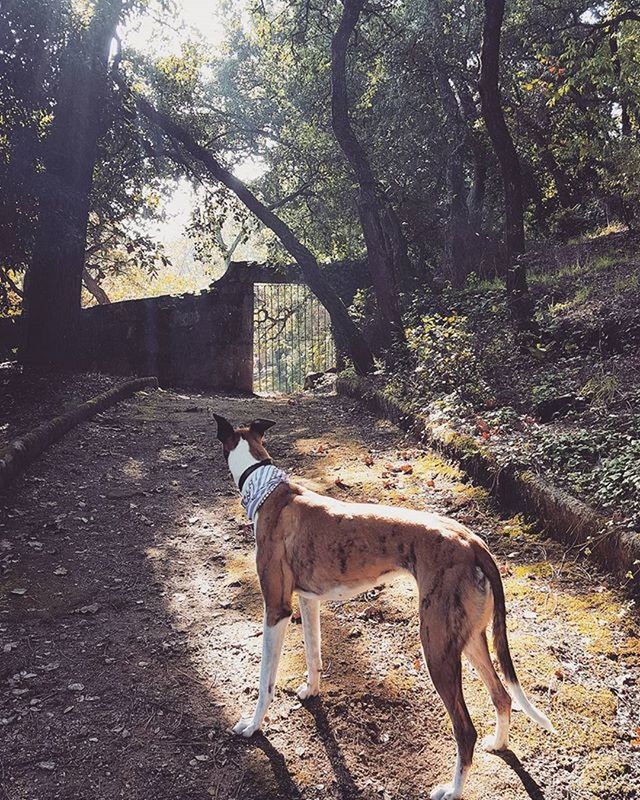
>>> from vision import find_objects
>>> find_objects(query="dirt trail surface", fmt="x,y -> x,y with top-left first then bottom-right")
1,389 -> 639,800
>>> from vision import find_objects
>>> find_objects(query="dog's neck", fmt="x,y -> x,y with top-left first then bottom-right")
227,437 -> 268,491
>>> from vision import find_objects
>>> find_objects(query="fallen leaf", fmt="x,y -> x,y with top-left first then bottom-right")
10,588 -> 27,596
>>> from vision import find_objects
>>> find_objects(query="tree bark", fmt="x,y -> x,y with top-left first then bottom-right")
435,67 -> 477,286
331,0 -> 410,350
83,267 -> 111,305
21,0 -> 122,367
478,0 -> 530,314
129,89 -> 375,375
456,80 -> 488,234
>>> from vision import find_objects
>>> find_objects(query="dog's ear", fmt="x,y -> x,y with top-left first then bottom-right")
213,413 -> 235,443
250,418 -> 276,437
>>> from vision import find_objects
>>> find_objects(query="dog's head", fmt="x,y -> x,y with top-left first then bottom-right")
213,413 -> 276,486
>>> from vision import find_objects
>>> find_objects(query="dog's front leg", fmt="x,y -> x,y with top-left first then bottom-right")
297,596 -> 322,700
233,610 -> 289,737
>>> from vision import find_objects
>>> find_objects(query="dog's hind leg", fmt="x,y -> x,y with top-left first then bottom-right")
464,631 -> 511,752
296,596 -> 322,700
420,608 -> 477,800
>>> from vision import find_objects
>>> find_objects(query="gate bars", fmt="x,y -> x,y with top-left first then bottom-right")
253,283 -> 336,393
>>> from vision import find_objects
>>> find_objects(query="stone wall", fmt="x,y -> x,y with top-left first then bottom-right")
77,279 -> 253,391
0,259 -> 371,390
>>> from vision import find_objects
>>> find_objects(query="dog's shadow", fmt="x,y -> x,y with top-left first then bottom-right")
250,734 -> 307,799
304,697 -> 362,798
249,697 -> 362,799
491,749 -> 547,800
252,706 -> 546,800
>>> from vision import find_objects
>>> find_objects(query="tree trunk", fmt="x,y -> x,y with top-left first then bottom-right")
467,150 -> 487,233
456,80 -> 487,234
478,0 -> 530,317
331,0 -> 409,350
83,267 -> 111,305
130,89 -> 375,375
21,0 -> 122,368
435,67 -> 477,286
609,33 -> 632,136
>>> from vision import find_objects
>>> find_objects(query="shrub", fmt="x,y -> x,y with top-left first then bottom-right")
404,312 -> 489,404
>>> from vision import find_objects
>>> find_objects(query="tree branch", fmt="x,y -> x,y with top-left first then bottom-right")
114,76 -> 374,373
0,266 -> 24,298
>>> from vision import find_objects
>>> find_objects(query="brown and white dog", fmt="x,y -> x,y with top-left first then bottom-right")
213,414 -> 555,800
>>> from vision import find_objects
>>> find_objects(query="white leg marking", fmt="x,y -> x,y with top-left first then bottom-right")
233,614 -> 289,737
482,709 -> 510,752
296,596 -> 322,700
430,755 -> 469,800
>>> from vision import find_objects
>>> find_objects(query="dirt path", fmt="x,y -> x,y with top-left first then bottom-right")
1,389 -> 639,800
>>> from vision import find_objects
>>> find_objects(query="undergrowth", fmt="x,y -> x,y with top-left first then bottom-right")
349,232 -> 640,532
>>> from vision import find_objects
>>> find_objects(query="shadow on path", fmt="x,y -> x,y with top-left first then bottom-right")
494,750 -> 547,800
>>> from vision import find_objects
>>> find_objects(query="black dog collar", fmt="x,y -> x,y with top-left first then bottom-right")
237,459 -> 273,492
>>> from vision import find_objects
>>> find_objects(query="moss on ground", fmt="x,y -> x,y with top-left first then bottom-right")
577,752 -> 631,799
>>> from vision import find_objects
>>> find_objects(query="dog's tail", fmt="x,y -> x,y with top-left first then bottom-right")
475,545 -> 556,734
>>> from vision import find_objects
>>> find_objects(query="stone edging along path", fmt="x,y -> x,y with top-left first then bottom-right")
337,374 -> 640,595
0,376 -> 158,491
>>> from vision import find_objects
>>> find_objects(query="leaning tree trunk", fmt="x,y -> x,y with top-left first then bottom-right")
478,0 -> 530,318
82,267 -> 110,305
129,88 -> 375,375
331,0 -> 410,351
21,0 -> 122,368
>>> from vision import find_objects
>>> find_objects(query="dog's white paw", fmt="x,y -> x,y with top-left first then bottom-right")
481,734 -> 508,752
296,682 -> 319,701
430,784 -> 460,800
232,717 -> 260,738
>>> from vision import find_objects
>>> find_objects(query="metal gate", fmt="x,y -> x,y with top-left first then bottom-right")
253,283 -> 336,393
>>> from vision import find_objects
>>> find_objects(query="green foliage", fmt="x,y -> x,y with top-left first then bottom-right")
532,429 -> 640,528
531,375 -> 575,405
591,440 -> 640,526
383,278 -> 523,409
405,312 -> 487,401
